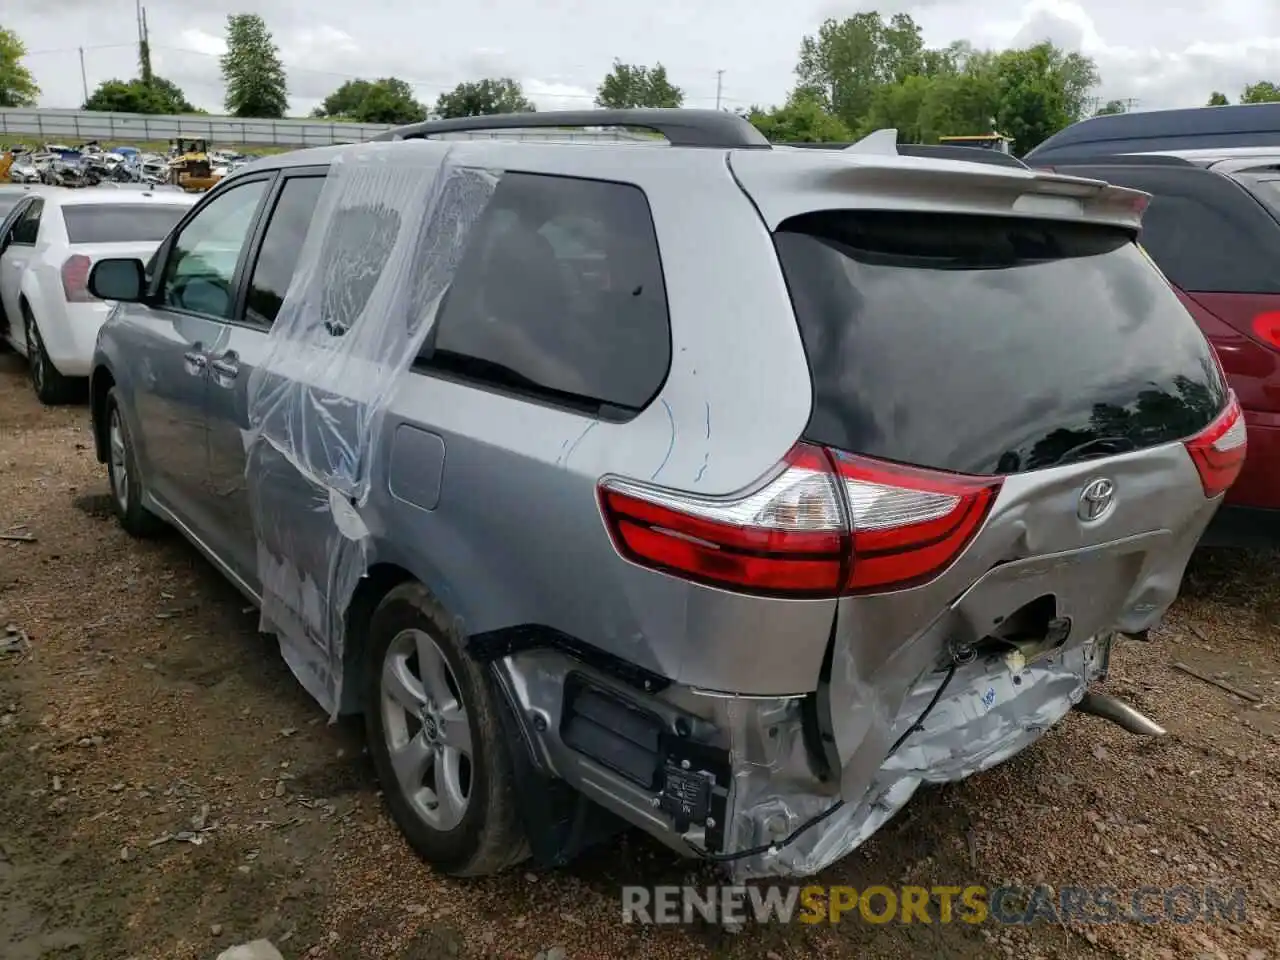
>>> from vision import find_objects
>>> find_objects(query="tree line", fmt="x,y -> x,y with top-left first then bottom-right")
2,14 -> 1280,153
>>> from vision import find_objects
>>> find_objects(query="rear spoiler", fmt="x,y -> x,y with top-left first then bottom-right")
731,129 -> 1155,232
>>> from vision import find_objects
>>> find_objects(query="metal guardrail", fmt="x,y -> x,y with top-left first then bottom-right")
0,108 -> 672,148
0,108 -> 395,146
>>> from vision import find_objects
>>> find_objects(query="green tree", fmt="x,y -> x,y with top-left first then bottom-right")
747,91 -> 853,142
1207,91 -> 1230,106
595,60 -> 683,109
1094,99 -> 1127,116
313,79 -> 373,118
84,76 -> 194,114
220,13 -> 288,118
0,26 -> 39,108
793,12 -> 929,130
989,42 -> 1099,154
434,78 -> 535,118
1241,81 -> 1280,104
313,77 -> 425,123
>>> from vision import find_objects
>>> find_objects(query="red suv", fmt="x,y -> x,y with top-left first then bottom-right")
1027,150 -> 1280,546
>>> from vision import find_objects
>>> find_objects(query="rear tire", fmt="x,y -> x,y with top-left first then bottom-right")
24,307 -> 75,406
104,388 -> 165,538
363,582 -> 529,876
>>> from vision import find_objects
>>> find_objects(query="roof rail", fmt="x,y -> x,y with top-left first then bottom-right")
372,109 -> 771,149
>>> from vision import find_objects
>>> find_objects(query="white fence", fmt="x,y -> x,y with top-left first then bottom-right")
0,108 -> 664,148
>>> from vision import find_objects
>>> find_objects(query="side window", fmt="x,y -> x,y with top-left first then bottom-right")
245,175 -> 326,326
10,199 -> 44,246
1137,194 -> 1266,292
420,172 -> 671,413
161,180 -> 269,319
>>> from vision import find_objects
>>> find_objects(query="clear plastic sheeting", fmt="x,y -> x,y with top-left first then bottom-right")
243,140 -> 500,716
720,637 -> 1110,879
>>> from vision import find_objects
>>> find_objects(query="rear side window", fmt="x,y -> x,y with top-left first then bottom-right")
246,175 -> 325,326
1057,165 -> 1280,294
61,204 -> 189,244
776,211 -> 1227,476
417,172 -> 671,416
1137,194 -> 1280,293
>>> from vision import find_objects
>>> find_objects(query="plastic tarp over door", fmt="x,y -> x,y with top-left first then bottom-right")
243,140 -> 500,716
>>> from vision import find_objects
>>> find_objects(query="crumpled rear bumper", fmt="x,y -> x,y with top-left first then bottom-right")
719,635 -> 1111,879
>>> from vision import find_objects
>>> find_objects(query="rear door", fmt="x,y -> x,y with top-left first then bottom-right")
1050,162 -> 1280,509
0,197 -> 44,342
0,195 -> 33,344
203,169 -> 327,590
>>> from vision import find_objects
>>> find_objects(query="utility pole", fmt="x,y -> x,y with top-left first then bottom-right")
136,0 -> 153,85
79,47 -> 89,103
715,70 -> 724,111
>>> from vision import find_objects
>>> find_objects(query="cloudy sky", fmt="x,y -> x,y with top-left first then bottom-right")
6,0 -> 1280,117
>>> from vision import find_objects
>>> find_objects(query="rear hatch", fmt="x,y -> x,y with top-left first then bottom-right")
58,201 -> 190,305
764,202 -> 1238,799
1033,160 -> 1280,509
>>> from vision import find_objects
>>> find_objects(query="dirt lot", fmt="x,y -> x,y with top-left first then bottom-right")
0,353 -> 1277,960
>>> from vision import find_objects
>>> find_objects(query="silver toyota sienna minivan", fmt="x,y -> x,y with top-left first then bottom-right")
84,110 -> 1245,879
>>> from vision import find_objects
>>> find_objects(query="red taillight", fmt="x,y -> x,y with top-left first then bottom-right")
827,450 -> 1002,594
1184,392 -> 1247,498
1253,311 -> 1280,349
61,254 -> 96,303
598,444 -> 848,597
597,444 -> 1002,598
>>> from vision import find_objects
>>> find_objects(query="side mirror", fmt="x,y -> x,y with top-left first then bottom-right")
88,258 -> 147,302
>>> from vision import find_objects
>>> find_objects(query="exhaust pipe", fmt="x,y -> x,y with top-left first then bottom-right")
1073,691 -> 1167,737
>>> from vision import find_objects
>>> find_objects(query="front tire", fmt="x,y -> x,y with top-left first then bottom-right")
24,307 -> 75,406
104,388 -> 165,538
363,582 -> 528,876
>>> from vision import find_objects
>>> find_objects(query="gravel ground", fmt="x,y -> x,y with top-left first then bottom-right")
1,352 -> 1277,960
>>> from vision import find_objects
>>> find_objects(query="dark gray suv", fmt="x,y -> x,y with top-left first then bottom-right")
84,110 -> 1244,879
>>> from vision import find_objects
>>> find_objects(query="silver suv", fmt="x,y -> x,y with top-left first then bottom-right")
85,110 -> 1246,879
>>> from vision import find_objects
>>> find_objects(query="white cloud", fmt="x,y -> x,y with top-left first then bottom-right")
5,0 -> 1279,120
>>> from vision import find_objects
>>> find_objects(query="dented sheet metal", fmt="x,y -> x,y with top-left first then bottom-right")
243,141 -> 499,715
721,636 -> 1110,879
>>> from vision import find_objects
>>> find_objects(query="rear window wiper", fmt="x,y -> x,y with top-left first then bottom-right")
1047,436 -> 1137,467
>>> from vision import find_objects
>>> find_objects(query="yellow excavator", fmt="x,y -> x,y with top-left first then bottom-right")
168,138 -> 222,192
0,151 -> 14,183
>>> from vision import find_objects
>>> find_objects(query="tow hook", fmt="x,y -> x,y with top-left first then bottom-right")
1072,691 -> 1167,737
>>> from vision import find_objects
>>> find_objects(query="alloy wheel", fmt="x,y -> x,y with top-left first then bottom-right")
379,627 -> 473,831
109,408 -> 129,512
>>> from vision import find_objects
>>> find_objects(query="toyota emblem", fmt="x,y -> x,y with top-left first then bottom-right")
1077,478 -> 1116,522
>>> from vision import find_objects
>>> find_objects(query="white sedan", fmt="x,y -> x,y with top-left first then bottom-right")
0,186 -> 196,404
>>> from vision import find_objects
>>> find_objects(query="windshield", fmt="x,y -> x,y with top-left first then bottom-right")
62,204 -> 189,244
0,195 -> 22,218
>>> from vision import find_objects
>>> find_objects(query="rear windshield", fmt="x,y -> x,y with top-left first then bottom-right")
775,211 -> 1227,476
61,204 -> 188,244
